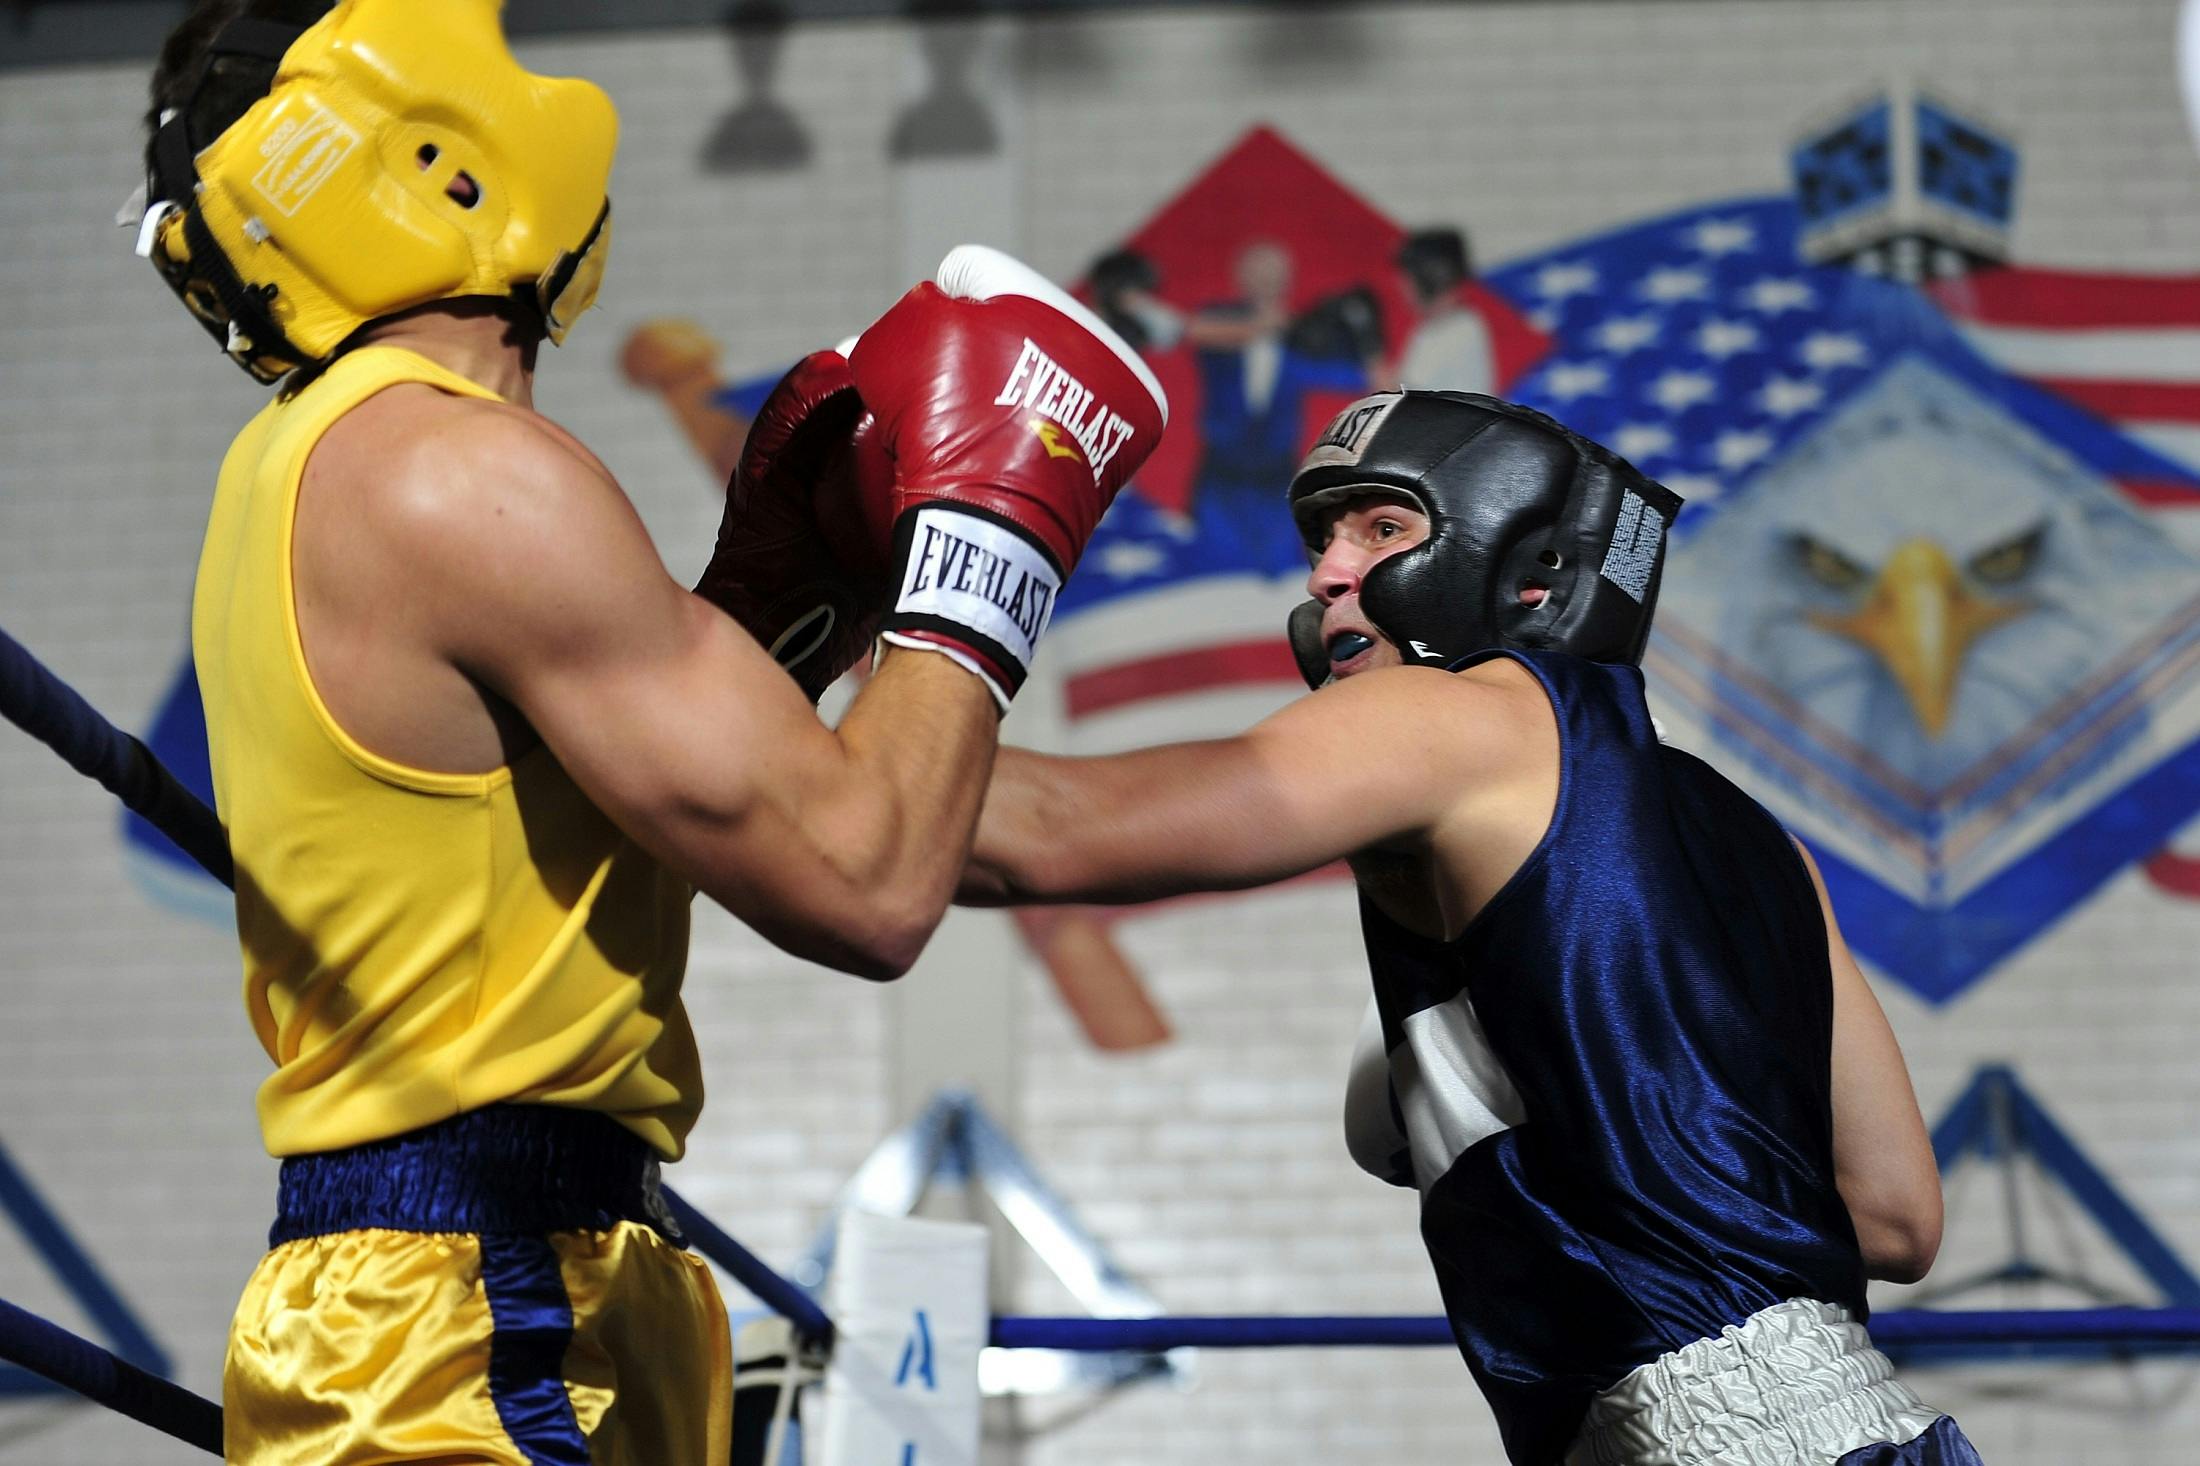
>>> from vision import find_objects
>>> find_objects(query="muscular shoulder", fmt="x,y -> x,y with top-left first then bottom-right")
1322,657 -> 1554,762
301,385 -> 669,667
304,386 -> 662,634
1291,658 -> 1558,914
311,386 -> 616,548
1261,657 -> 1554,821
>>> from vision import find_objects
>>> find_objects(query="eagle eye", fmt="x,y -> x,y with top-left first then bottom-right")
1790,533 -> 1869,590
1967,524 -> 2045,585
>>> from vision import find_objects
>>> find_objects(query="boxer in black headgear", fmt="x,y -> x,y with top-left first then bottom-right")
1282,391 -> 1678,681
962,391 -> 1984,1466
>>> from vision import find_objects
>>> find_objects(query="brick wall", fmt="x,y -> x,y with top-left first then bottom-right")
3,2 -> 2198,1462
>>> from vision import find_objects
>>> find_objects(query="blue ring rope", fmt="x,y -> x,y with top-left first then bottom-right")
8,1295 -> 2200,1458
666,1190 -> 836,1344
986,1307 -> 2200,1351
0,1297 -> 222,1454
0,627 -> 232,887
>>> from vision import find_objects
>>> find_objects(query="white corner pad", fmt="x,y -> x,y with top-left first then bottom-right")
933,244 -> 1169,428
818,1210 -> 990,1466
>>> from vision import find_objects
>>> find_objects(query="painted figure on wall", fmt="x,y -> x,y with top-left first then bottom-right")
1392,227 -> 1497,396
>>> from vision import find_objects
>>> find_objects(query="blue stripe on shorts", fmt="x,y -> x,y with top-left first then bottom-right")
480,1232 -> 591,1466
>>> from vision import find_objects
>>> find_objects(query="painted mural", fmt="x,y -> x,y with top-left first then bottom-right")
125,105 -> 2200,1028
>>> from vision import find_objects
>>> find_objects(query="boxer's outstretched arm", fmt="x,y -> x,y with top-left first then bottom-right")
402,412 -> 997,981
967,663 -> 1535,905
1792,839 -> 1943,1284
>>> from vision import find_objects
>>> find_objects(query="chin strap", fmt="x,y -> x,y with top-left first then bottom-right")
1287,599 -> 1331,689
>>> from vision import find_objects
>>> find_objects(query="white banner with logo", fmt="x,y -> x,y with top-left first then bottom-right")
816,1209 -> 989,1466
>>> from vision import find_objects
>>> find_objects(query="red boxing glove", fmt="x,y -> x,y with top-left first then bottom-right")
695,350 -> 894,703
844,246 -> 1169,707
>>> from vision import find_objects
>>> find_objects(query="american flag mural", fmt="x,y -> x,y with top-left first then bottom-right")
1930,265 -> 2200,496
1041,129 -> 2200,1006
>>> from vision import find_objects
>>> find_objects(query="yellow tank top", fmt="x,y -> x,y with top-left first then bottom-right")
193,346 -> 702,1160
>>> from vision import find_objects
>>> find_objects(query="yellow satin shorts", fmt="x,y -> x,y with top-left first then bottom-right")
223,1221 -> 731,1465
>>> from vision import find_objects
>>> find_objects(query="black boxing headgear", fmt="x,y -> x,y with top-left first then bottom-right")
1286,391 -> 1683,688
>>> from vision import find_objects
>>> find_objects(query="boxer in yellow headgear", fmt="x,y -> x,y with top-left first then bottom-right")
138,0 -> 613,381
142,5 -> 733,1459
143,1 -> 1166,1460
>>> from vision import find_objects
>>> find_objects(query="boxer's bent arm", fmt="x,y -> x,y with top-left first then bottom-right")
1793,839 -> 1943,1284
401,416 -> 996,980
968,667 -> 1508,904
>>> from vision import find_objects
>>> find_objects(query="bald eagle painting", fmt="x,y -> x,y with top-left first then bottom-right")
1486,199 -> 2200,1001
1658,357 -> 2200,897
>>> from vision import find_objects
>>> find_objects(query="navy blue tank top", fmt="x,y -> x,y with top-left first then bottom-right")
1348,649 -> 1867,1465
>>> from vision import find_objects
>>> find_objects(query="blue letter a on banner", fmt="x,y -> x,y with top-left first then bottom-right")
894,1309 -> 937,1391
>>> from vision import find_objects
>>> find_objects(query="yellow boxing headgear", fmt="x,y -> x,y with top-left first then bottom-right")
139,0 -> 616,383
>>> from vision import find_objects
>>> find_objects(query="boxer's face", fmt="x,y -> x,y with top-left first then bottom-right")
1305,494 -> 1430,679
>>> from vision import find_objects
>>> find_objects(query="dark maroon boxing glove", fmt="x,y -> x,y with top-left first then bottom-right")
695,350 -> 894,703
